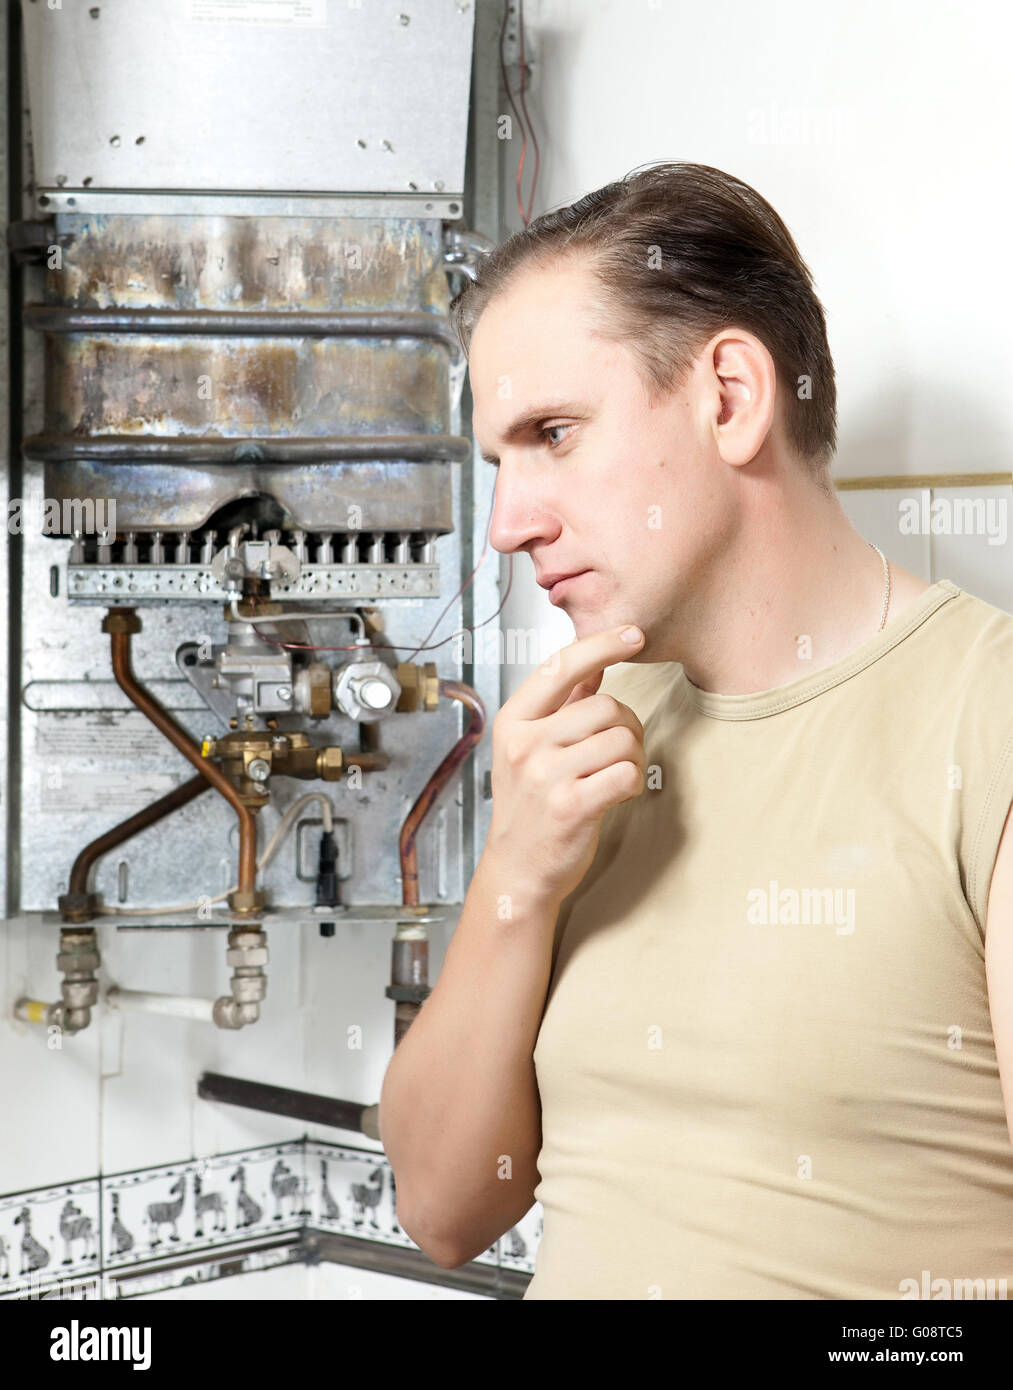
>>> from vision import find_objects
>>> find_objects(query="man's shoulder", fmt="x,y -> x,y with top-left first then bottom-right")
933,584 -> 1013,673
906,587 -> 1013,749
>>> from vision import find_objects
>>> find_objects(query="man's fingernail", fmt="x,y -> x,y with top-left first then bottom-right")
619,625 -> 644,644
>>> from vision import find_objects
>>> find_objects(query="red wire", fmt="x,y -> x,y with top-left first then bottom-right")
517,0 -> 541,225
500,1 -> 536,226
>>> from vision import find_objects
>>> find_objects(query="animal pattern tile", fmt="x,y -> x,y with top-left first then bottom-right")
0,1139 -> 541,1299
0,1177 -> 101,1298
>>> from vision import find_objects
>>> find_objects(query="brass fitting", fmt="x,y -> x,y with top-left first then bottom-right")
396,661 -> 439,713
228,888 -> 267,914
227,596 -> 283,619
315,747 -> 343,780
302,662 -> 332,718
101,610 -> 142,635
203,729 -> 343,787
57,891 -> 100,923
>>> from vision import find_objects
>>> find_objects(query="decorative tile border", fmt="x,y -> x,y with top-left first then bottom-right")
0,1138 -> 541,1299
0,1175 -> 100,1295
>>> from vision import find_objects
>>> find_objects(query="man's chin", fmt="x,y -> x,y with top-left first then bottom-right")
570,610 -> 621,640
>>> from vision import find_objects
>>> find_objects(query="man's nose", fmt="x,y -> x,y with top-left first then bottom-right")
487,468 -> 558,554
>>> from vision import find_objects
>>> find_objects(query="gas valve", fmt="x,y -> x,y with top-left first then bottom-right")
332,659 -> 401,723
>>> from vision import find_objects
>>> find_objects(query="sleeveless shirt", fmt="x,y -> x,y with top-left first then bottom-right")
524,579 -> 1013,1299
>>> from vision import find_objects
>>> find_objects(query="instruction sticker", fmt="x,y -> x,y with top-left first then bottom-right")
35,715 -> 175,762
185,0 -> 327,26
40,771 -> 183,815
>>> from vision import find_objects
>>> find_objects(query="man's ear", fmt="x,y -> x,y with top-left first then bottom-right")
706,331 -> 777,466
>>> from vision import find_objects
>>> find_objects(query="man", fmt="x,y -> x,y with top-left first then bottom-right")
379,162 -> 1013,1298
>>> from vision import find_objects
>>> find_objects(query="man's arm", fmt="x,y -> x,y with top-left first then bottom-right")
984,798 -> 1013,1149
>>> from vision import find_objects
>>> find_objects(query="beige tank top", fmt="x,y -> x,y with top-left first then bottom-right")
525,579 -> 1013,1299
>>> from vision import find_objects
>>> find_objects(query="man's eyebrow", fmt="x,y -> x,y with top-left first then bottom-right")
476,402 -> 587,464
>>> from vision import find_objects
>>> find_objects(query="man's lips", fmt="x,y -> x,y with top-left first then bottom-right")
536,569 -> 590,589
537,570 -> 591,603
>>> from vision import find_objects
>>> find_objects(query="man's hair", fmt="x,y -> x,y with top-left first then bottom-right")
450,161 -> 837,488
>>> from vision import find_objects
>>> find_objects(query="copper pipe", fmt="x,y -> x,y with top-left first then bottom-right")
109,626 -> 259,898
399,679 -> 487,908
343,752 -> 390,771
345,721 -> 389,771
68,773 -> 213,896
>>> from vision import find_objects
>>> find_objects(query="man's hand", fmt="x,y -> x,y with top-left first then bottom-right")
484,624 -> 648,907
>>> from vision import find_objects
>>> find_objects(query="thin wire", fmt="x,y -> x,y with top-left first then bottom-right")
517,0 -> 541,224
107,791 -> 335,916
500,1 -> 531,226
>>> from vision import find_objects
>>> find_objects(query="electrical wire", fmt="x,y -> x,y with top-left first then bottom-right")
517,0 -> 541,225
500,0 -> 541,226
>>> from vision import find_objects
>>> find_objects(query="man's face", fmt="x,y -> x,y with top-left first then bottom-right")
469,258 -> 740,651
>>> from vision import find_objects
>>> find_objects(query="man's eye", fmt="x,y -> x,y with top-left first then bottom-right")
541,424 -> 575,449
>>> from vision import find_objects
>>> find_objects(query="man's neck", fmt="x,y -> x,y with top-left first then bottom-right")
662,486 -> 930,698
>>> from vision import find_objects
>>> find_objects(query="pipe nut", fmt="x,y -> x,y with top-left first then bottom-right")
228,929 -> 267,948
315,747 -> 343,781
227,889 -> 266,912
57,892 -> 99,923
295,662 -> 333,718
420,663 -> 439,711
395,661 -> 439,712
57,950 -> 101,974
101,609 -> 142,635
226,947 -> 269,967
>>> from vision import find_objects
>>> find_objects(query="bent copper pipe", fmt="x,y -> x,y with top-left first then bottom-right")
399,679 -> 487,908
69,773 -> 213,896
109,629 -> 259,898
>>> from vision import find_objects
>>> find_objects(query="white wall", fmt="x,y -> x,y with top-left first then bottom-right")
495,0 -> 1013,697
